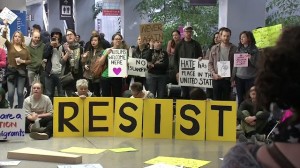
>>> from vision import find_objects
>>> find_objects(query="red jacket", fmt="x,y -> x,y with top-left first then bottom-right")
0,48 -> 6,68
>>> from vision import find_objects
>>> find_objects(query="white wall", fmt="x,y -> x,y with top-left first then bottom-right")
0,0 -> 26,11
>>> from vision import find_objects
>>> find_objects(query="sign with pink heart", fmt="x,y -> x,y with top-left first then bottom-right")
108,49 -> 127,77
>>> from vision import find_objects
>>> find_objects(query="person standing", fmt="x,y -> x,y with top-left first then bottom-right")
27,31 -> 45,92
146,40 -> 169,98
232,31 -> 259,106
43,28 -> 64,102
61,29 -> 84,96
208,28 -> 237,101
24,82 -> 53,140
167,30 -> 181,84
174,25 -> 203,99
2,20 -> 31,108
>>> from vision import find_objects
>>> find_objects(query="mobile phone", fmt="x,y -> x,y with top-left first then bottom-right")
51,37 -> 56,41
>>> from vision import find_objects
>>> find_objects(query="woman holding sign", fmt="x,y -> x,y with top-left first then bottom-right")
146,40 -> 169,98
99,33 -> 127,97
231,31 -> 259,106
2,20 -> 31,108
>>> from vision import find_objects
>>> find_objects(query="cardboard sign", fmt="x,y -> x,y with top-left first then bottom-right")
127,58 -> 147,77
53,97 -> 84,137
206,100 -> 236,141
108,49 -> 127,77
143,99 -> 173,139
83,97 -> 114,137
175,100 -> 206,140
114,98 -> 143,138
179,58 -> 212,88
0,7 -> 18,24
217,61 -> 231,77
234,53 -> 248,67
0,109 -> 25,140
253,24 -> 282,49
140,23 -> 163,43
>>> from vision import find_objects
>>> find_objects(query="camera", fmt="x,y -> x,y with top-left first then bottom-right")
51,37 -> 56,41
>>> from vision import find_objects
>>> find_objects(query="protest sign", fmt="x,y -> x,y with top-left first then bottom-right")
127,58 -> 147,77
234,53 -> 248,67
217,61 -> 230,77
0,109 -> 25,140
0,7 -> 18,24
140,23 -> 163,43
108,49 -> 127,77
179,58 -> 212,88
253,24 -> 282,49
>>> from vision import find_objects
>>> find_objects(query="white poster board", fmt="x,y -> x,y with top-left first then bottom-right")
179,58 -> 212,88
234,53 -> 248,67
217,61 -> 231,77
127,58 -> 147,77
0,109 -> 25,140
108,49 -> 127,77
0,7 -> 18,24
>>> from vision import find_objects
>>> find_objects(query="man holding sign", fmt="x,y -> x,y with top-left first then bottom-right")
208,28 -> 237,101
174,24 -> 203,99
232,31 -> 259,106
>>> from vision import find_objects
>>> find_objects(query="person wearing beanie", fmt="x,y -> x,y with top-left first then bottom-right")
43,27 -> 65,102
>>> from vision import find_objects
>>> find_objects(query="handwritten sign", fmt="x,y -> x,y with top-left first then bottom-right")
0,109 -> 25,140
140,23 -> 163,43
234,53 -> 248,67
179,58 -> 212,88
253,24 -> 282,49
127,58 -> 147,77
217,61 -> 231,77
108,49 -> 127,77
0,7 -> 18,24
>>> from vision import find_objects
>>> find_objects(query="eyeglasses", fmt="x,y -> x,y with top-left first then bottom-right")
114,38 -> 122,41
66,33 -> 74,36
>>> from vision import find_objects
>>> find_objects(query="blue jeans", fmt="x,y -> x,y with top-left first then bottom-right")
146,74 -> 167,98
45,73 -> 65,102
7,76 -> 26,108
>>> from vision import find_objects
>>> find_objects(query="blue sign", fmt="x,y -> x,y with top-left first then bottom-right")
9,10 -> 27,39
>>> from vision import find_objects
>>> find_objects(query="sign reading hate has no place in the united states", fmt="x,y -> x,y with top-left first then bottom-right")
179,58 -> 212,88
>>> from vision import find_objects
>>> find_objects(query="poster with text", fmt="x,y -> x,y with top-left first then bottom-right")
234,53 -> 248,67
0,109 -> 25,140
217,61 -> 231,77
0,7 -> 17,24
108,49 -> 127,77
252,24 -> 282,49
140,23 -> 163,43
127,58 -> 147,77
179,58 -> 212,88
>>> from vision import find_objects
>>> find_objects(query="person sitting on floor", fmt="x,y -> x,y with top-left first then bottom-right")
71,79 -> 95,99
238,86 -> 270,142
23,81 -> 53,140
130,82 -> 154,99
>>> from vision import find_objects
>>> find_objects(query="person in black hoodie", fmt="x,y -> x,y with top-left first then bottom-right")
43,28 -> 65,102
146,40 -> 169,98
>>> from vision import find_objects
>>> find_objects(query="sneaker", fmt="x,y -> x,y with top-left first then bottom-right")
29,132 -> 49,140
236,124 -> 242,131
29,123 -> 45,133
238,134 -> 248,143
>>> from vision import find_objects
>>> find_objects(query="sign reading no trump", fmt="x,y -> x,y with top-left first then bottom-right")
140,23 -> 163,43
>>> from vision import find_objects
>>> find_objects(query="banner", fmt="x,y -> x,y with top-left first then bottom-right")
217,61 -> 230,77
0,109 -> 25,140
252,24 -> 282,49
108,49 -> 127,77
140,23 -> 163,43
179,58 -> 212,88
234,53 -> 248,67
60,0 -> 73,20
10,10 -> 27,39
127,58 -> 147,77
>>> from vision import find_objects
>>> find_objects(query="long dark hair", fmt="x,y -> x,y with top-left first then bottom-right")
89,34 -> 102,50
209,32 -> 219,49
238,31 -> 256,48
170,30 -> 180,48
